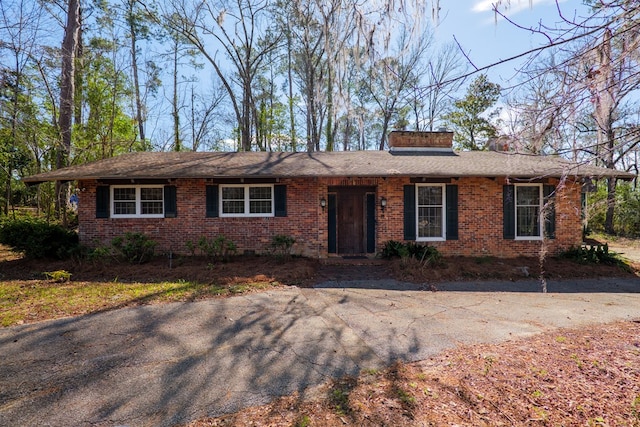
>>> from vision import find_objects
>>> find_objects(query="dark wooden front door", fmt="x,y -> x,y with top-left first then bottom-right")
328,186 -> 376,255
337,188 -> 366,254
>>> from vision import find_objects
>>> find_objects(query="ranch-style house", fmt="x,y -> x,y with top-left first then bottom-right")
23,131 -> 635,258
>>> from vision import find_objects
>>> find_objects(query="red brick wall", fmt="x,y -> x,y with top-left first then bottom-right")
78,176 -> 582,258
78,178 -> 324,257
376,177 -> 582,257
388,131 -> 453,149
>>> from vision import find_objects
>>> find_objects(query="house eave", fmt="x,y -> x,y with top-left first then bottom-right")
21,150 -> 637,184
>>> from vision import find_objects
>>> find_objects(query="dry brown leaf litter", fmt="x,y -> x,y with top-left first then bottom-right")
187,321 -> 640,427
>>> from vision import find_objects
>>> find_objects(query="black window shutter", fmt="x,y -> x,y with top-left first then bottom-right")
366,193 -> 375,253
446,185 -> 459,240
96,186 -> 109,218
328,194 -> 337,253
206,185 -> 219,218
164,186 -> 177,218
403,185 -> 416,241
543,184 -> 556,239
274,185 -> 287,217
503,185 -> 515,240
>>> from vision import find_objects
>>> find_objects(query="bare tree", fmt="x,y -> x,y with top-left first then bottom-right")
189,81 -> 226,151
498,1 -> 640,233
281,0 -> 329,151
362,28 -> 432,150
503,61 -> 567,155
412,43 -> 465,132
158,0 -> 282,151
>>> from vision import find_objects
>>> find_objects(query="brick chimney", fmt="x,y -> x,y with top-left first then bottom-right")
388,131 -> 454,153
487,136 -> 512,152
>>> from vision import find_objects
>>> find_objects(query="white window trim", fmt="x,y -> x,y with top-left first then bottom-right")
416,184 -> 446,242
219,184 -> 275,218
514,184 -> 543,241
111,185 -> 164,219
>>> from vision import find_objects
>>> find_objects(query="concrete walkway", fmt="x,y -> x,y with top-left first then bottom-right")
1,277 -> 639,427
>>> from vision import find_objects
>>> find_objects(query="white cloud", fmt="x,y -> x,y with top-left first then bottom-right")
471,0 -> 498,13
471,0 -> 565,15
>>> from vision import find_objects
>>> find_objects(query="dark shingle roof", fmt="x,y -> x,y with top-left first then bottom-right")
22,150 -> 636,184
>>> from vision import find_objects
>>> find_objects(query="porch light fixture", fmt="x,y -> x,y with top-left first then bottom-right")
380,197 -> 387,211
320,197 -> 327,211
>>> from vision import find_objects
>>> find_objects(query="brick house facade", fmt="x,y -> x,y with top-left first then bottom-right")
24,132 -> 635,258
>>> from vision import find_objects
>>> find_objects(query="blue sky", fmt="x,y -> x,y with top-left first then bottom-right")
433,0 -> 590,86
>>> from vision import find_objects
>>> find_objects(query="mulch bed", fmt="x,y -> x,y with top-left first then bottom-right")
1,249 -> 637,286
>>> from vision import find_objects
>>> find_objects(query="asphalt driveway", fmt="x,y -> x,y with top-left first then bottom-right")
1,277 -> 639,426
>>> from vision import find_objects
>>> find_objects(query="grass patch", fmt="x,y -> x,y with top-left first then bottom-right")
0,278 -> 274,327
43,270 -> 72,282
329,378 -> 357,416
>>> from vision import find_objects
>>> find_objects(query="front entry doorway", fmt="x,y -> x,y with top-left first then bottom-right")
328,186 -> 376,255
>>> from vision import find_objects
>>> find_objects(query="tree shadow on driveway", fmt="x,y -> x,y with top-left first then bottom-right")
315,277 -> 640,293
2,275 -> 639,426
0,287 -> 404,426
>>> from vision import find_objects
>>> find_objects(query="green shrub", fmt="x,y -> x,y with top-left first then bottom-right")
380,240 -> 442,266
0,217 -> 79,259
406,242 -> 442,264
85,245 -> 113,263
559,244 -> 625,266
185,239 -> 197,256
111,232 -> 157,264
197,235 -> 237,261
380,240 -> 407,259
270,234 -> 296,259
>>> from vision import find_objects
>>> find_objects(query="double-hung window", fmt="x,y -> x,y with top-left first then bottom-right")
515,184 -> 543,239
416,184 -> 446,241
111,185 -> 164,218
220,184 -> 274,217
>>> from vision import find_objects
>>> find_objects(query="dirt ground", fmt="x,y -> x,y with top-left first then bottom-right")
186,320 -> 640,427
0,246 -> 637,288
599,236 -> 640,264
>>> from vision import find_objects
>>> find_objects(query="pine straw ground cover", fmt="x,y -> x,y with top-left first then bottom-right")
1,241 -> 638,326
186,320 -> 640,427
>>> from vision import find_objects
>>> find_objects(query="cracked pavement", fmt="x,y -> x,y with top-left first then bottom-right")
1,277 -> 639,426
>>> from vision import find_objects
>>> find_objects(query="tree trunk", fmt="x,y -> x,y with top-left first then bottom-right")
604,176 -> 617,234
57,0 -> 81,220
241,80 -> 252,151
73,18 -> 83,126
325,69 -> 333,151
172,39 -> 181,152
378,113 -> 391,151
190,87 -> 196,151
306,70 -> 316,152
129,0 -> 145,144
342,118 -> 351,151
594,28 -> 618,234
287,28 -> 296,152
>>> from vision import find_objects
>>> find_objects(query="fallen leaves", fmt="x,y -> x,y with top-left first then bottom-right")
187,321 -> 640,427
